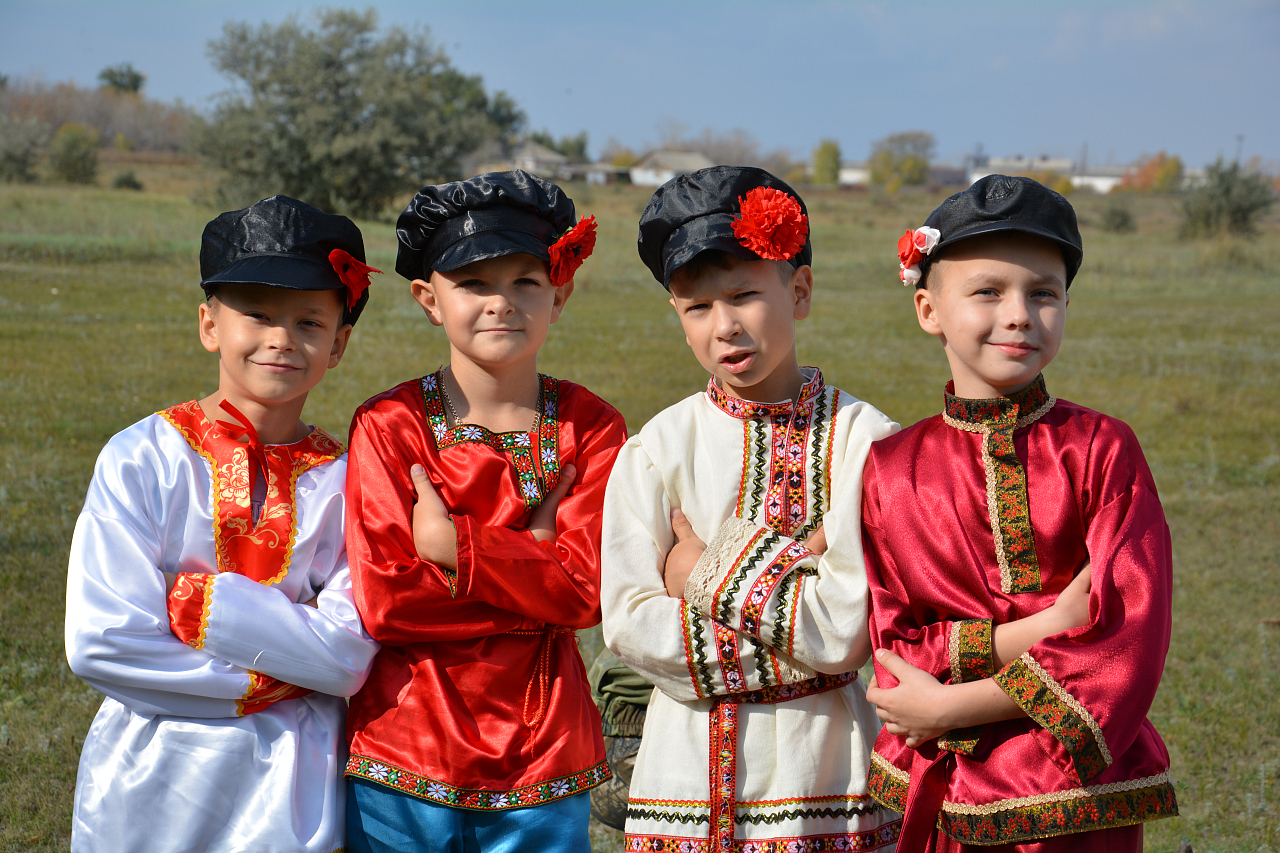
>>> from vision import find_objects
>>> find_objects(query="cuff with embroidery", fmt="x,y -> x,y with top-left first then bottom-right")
948,618 -> 994,684
994,652 -> 1113,783
685,517 -> 813,649
938,725 -> 984,755
236,670 -> 312,716
167,572 -> 215,649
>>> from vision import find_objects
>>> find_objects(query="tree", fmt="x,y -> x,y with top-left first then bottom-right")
1119,152 -> 1184,193
195,9 -> 525,218
98,63 -> 145,94
868,131 -> 935,192
0,115 -> 50,183
529,129 -> 589,163
1180,157 -> 1275,237
812,139 -> 840,186
48,122 -> 99,184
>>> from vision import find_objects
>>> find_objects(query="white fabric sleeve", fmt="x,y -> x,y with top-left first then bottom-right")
601,436 -> 813,701
200,562 -> 378,697
65,434 -> 251,718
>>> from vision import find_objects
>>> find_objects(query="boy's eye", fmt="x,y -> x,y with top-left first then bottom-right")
733,290 -> 759,302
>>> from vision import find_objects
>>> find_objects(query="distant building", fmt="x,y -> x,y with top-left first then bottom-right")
968,153 -> 1129,193
510,140 -> 570,178
629,150 -> 716,187
838,163 -> 869,186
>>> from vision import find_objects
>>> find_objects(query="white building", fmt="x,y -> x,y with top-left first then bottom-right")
629,150 -> 716,187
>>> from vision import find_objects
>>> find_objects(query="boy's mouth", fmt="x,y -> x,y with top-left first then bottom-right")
989,342 -> 1037,356
720,351 -> 755,374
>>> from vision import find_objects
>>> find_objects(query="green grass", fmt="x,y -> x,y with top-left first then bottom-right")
1,178 -> 1277,851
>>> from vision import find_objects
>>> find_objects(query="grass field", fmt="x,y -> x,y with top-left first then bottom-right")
1,166 -> 1277,851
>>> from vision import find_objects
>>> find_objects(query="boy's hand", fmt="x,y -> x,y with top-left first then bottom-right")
865,649 -> 951,748
527,464 -> 577,543
662,509 -> 705,599
1048,562 -> 1092,634
409,463 -> 458,572
804,524 -> 827,556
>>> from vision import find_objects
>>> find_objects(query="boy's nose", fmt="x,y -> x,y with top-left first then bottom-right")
1003,295 -> 1033,328
712,305 -> 741,339
266,324 -> 296,349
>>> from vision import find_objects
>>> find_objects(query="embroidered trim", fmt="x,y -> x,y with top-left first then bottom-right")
866,755 -> 909,813
950,619 -> 994,683
938,726 -> 983,756
689,605 -> 716,699
623,825 -> 901,852
995,653 -> 1112,783
939,774 -> 1177,844
765,401 -> 812,536
680,601 -> 705,699
627,802 -> 885,826
685,518 -> 763,619
740,541 -> 811,639
346,755 -> 609,810
772,572 -> 797,659
237,669 -> 311,716
709,698 -> 739,851
705,368 -> 825,421
420,373 -> 561,512
714,621 -> 748,694
940,377 -> 1055,594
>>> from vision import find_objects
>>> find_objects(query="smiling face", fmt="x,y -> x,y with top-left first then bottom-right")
668,252 -> 813,403
198,283 -> 351,415
914,232 -> 1069,399
411,252 -> 571,373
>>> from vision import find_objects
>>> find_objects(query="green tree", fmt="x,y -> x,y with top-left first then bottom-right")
48,122 -> 100,184
868,131 -> 935,192
812,139 -> 840,186
529,130 -> 589,163
98,63 -> 145,94
0,115 -> 51,183
195,9 -> 525,218
1180,157 -> 1275,237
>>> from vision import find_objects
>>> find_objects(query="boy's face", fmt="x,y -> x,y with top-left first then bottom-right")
914,232 -> 1068,399
668,254 -> 812,402
411,253 -> 572,372
198,284 -> 351,411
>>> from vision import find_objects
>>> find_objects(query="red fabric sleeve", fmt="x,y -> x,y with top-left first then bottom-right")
454,410 -> 627,628
995,419 -> 1173,783
346,396 -> 533,646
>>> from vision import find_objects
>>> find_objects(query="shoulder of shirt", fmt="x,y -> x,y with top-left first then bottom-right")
1047,398 -> 1142,447
633,390 -> 707,447
825,384 -> 898,434
550,377 -> 626,429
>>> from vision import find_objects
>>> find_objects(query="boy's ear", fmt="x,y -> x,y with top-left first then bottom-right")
790,264 -> 813,321
197,301 -> 220,354
549,279 -> 575,324
410,278 -> 444,326
914,286 -> 944,338
328,323 -> 354,369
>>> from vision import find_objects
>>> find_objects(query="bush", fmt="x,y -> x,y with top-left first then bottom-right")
48,122 -> 100,184
112,170 -> 143,191
1180,157 -> 1275,237
0,114 -> 50,183
1099,203 -> 1136,234
868,131 -> 934,192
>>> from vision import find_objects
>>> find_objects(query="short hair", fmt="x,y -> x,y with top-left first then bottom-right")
670,250 -> 794,289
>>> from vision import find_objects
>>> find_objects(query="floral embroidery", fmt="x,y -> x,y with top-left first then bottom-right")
994,653 -> 1112,783
939,773 -> 1177,844
950,618 -> 994,683
624,825 -> 899,852
740,541 -> 811,639
714,621 -> 748,694
942,375 -> 1055,594
346,755 -> 609,810
420,372 -> 561,512
706,369 -> 825,422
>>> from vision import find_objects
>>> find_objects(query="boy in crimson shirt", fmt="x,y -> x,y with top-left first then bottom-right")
343,170 -> 626,852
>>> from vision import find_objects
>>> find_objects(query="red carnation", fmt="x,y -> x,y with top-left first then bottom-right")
328,249 -> 381,311
731,187 -> 809,261
548,215 -> 597,287
897,230 -> 924,270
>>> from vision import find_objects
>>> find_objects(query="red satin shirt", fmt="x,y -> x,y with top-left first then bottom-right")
344,373 -> 626,810
862,378 -> 1177,847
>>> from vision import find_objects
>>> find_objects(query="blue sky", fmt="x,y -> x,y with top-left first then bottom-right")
3,0 -> 1277,168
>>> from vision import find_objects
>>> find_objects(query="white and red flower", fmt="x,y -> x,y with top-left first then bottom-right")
897,226 -> 941,286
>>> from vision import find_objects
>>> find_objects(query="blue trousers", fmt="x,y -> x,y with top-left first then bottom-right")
346,778 -> 592,853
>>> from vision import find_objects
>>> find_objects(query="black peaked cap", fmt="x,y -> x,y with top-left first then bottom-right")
922,175 -> 1083,287
199,195 -> 371,325
637,165 -> 812,289
396,169 -> 578,281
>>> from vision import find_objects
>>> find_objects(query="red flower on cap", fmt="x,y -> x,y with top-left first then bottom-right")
548,215 -> 597,287
896,227 -> 940,286
731,187 -> 809,261
328,249 -> 381,310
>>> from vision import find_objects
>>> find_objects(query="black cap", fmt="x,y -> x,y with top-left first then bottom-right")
199,195 -> 372,325
637,165 -> 812,290
920,175 -> 1083,287
396,169 -> 579,280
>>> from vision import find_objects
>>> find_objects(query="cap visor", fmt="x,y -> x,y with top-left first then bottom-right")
201,254 -> 344,291
431,231 -> 551,273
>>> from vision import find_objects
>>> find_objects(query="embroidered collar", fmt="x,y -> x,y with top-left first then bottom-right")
706,367 -> 825,420
943,374 -> 1054,429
